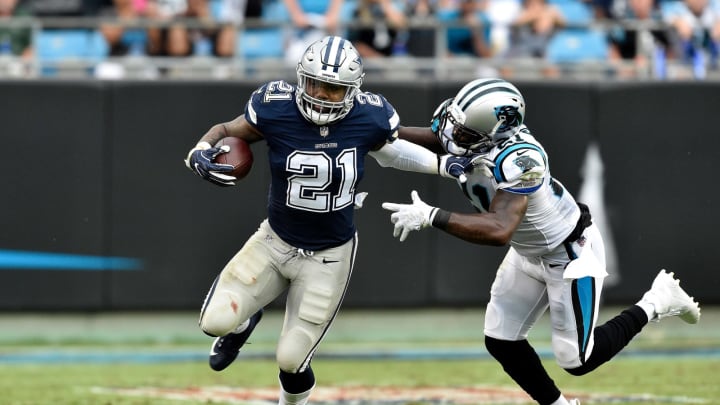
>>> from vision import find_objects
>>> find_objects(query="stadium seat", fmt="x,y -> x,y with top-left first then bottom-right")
261,0 -> 290,23
553,0 -> 593,26
237,28 -> 285,59
546,29 -> 609,63
37,29 -> 109,62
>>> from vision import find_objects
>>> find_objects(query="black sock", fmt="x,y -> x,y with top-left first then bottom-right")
566,305 -> 648,376
279,366 -> 315,394
485,336 -> 561,405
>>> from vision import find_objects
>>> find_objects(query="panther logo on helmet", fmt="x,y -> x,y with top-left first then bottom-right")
437,79 -> 526,156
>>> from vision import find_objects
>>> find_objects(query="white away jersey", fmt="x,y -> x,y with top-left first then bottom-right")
459,127 -> 580,256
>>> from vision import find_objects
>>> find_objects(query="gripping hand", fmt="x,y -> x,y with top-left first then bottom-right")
185,142 -> 237,187
438,154 -> 474,183
381,190 -> 438,242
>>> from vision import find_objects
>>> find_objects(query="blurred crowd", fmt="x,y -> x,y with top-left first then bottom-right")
1,0 -> 720,79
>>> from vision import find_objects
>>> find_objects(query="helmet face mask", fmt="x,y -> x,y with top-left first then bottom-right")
438,79 -> 526,156
296,36 -> 364,126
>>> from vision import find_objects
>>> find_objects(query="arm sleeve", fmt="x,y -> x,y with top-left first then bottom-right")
369,139 -> 439,174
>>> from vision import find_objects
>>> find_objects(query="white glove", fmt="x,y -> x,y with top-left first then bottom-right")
381,190 -> 438,242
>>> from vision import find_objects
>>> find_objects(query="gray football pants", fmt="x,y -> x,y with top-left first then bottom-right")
199,219 -> 357,373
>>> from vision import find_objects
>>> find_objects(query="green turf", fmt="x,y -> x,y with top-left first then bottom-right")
0,358 -> 718,404
0,308 -> 718,404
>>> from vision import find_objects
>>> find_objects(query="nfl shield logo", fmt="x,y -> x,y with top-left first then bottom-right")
320,126 -> 329,137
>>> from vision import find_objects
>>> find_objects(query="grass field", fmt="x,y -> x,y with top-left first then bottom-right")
1,307 -> 719,405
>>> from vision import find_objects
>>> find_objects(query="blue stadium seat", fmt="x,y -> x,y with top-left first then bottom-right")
37,29 -> 109,62
261,0 -> 290,22
237,28 -> 285,59
546,29 -> 608,63
553,0 -> 593,26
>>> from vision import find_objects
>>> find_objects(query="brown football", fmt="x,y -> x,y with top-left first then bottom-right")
214,137 -> 253,180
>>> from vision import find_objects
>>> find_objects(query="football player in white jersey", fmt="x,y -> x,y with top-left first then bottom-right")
387,79 -> 701,405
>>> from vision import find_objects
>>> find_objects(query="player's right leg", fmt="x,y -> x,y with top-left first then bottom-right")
484,248 -> 572,405
198,219 -> 289,371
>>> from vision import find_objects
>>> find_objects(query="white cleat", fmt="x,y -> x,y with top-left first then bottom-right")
641,269 -> 701,324
569,399 -> 581,405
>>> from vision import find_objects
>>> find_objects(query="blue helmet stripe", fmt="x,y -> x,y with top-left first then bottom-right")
322,36 -> 343,73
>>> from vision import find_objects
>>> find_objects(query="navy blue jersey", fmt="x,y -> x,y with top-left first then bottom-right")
244,80 -> 399,251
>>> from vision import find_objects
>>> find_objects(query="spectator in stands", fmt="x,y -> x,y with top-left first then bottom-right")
215,0 -> 263,57
283,0 -> 345,64
436,0 -> 493,57
507,0 -> 565,58
348,0 -> 408,58
663,0 -> 720,78
145,0 -> 221,57
403,0 -> 438,57
607,0 -> 671,78
484,0 -> 523,55
0,0 -> 32,59
99,0 -> 153,56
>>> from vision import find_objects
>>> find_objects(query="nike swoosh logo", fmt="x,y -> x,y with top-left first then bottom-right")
322,258 -> 339,264
517,150 -> 529,156
549,263 -> 565,269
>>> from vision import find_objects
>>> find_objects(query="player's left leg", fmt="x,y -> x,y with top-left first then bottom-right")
547,224 -> 699,376
565,269 -> 700,376
275,233 -> 358,405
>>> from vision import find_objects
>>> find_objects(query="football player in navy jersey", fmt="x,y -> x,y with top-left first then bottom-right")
184,35 -> 455,405
385,79 -> 701,405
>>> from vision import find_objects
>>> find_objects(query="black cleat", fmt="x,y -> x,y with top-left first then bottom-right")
209,308 -> 264,371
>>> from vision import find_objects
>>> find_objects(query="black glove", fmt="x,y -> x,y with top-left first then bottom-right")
185,142 -> 237,187
438,154 -> 473,183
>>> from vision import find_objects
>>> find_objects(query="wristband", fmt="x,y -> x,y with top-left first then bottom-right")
431,209 -> 451,230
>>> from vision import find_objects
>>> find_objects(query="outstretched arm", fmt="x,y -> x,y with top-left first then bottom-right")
436,189 -> 527,245
398,126 -> 444,154
382,189 -> 527,245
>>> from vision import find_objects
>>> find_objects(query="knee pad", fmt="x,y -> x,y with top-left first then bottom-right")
276,327 -> 315,373
551,334 -> 584,369
199,289 -> 249,337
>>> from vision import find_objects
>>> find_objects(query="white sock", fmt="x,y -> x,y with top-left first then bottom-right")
278,385 -> 313,405
550,394 -> 570,405
232,318 -> 250,334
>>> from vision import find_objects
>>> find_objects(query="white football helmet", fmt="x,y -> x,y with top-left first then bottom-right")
296,36 -> 364,126
436,78 -> 526,156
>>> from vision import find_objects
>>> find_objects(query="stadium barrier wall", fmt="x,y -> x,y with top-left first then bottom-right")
0,80 -> 716,311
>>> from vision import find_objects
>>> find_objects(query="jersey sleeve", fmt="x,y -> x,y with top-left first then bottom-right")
245,80 -> 297,131
379,94 -> 400,143
492,143 -> 547,194
244,83 -> 267,128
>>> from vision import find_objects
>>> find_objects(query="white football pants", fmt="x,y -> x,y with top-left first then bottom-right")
484,224 -> 607,369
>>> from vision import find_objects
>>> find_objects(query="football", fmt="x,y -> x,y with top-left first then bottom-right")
214,137 -> 254,180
